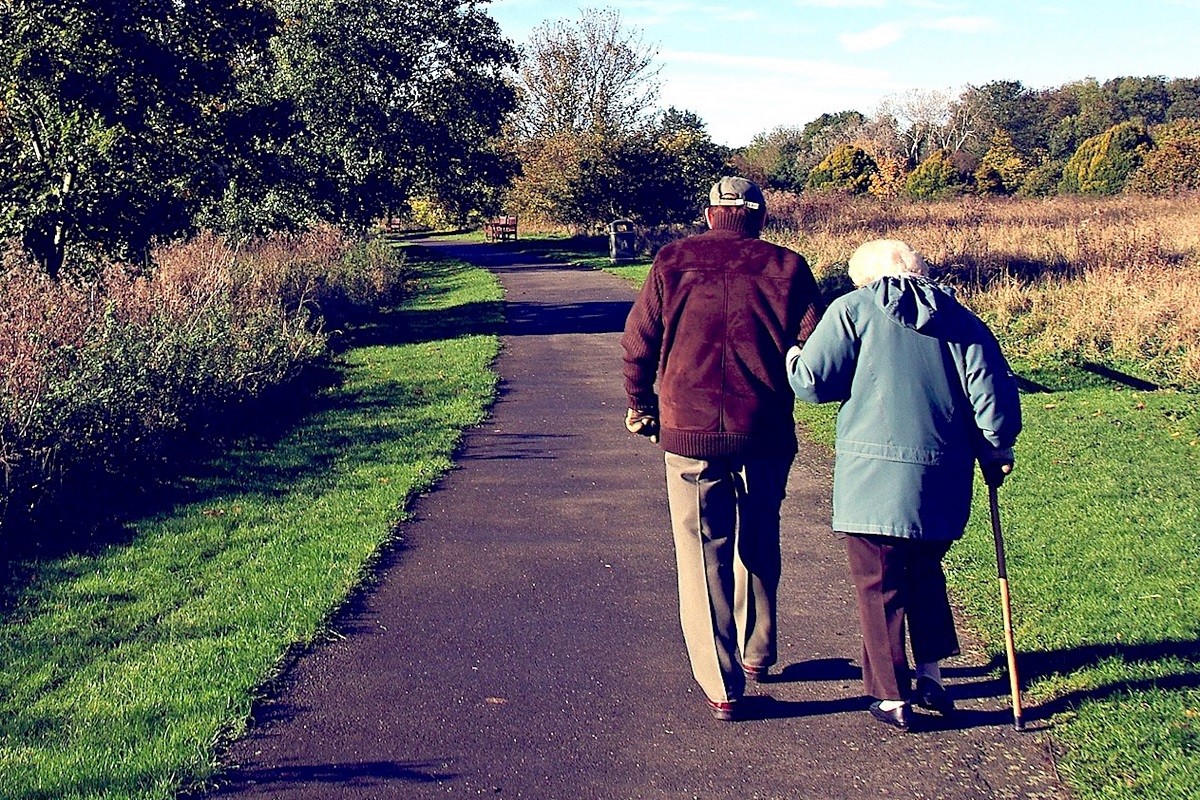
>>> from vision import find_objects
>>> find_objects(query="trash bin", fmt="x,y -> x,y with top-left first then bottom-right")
608,219 -> 636,263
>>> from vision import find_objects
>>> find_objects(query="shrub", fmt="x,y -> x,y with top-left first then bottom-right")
805,144 -> 877,195
403,196 -> 464,230
1125,119 -> 1200,195
0,227 -> 407,556
1017,159 -> 1065,197
904,150 -> 967,199
975,129 -> 1029,195
1059,121 -> 1153,195
867,155 -> 907,199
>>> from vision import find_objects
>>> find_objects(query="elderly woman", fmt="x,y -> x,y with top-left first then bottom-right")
786,239 -> 1022,731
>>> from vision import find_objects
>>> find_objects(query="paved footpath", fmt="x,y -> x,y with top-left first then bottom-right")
203,240 -> 1068,799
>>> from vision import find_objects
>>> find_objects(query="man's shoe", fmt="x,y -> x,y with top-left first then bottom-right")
707,699 -> 740,721
914,677 -> 955,715
868,701 -> 912,731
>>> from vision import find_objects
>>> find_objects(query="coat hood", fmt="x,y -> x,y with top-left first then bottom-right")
869,275 -> 960,334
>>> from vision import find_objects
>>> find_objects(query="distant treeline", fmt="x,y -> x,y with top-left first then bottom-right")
5,2 -> 1198,280
733,76 -> 1200,200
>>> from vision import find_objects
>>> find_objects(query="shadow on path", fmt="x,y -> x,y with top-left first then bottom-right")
203,761 -> 458,796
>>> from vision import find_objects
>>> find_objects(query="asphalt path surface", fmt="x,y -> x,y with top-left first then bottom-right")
201,239 -> 1068,799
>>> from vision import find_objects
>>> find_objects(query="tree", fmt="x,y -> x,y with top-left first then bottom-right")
0,0 -> 279,277
506,9 -> 719,229
876,89 -> 955,166
505,132 -> 591,224
738,114 -> 873,195
1046,78 -> 1120,161
1016,159 -> 1064,197
644,108 -> 729,222
515,8 -> 660,139
739,126 -> 806,190
904,150 -> 967,200
507,108 -> 726,228
957,81 -> 1043,156
1167,77 -> 1200,121
1107,75 -> 1170,126
866,153 -> 907,198
794,111 -> 868,188
1059,120 -> 1153,195
237,0 -> 518,232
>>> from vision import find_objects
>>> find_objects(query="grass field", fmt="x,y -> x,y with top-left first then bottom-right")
0,248 -> 502,799
601,237 -> 1200,799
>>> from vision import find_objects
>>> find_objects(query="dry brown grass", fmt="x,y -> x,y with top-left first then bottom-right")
763,192 -> 1200,388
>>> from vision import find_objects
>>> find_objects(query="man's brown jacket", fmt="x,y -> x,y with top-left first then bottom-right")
621,228 -> 823,459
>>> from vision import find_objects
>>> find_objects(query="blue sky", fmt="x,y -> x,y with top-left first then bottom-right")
485,0 -> 1200,147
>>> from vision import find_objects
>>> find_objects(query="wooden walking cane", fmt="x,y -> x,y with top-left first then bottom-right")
989,484 -> 1025,731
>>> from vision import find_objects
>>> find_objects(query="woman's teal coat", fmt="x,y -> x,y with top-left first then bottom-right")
788,276 -> 1022,540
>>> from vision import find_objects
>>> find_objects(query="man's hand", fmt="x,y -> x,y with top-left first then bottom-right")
625,408 -> 659,443
980,459 -> 1014,487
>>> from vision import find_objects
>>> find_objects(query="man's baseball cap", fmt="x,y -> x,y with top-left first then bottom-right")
709,176 -> 765,211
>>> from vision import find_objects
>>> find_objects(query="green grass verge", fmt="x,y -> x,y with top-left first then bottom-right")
0,249 -> 502,799
602,263 -> 654,284
611,245 -> 1200,799
952,387 -> 1200,799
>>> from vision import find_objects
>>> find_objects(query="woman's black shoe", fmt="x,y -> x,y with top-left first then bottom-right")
914,677 -> 955,715
868,701 -> 912,731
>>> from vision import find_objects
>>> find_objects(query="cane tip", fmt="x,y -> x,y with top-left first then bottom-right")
1014,716 -> 1026,731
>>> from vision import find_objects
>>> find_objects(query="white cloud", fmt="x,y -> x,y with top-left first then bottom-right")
658,50 -> 896,143
926,15 -> 997,33
900,0 -> 959,9
659,49 -> 899,143
839,22 -> 907,52
700,6 -> 763,22
795,0 -> 888,7
574,1 -> 763,29
836,13 -> 995,53
597,0 -> 701,12
659,62 -> 898,145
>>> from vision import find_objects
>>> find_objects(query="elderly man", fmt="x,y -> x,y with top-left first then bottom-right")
787,239 -> 1022,730
621,176 -> 823,721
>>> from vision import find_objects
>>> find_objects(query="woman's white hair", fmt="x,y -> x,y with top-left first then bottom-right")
847,239 -> 931,287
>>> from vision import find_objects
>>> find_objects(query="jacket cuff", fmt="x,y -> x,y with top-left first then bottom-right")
785,345 -> 803,372
628,395 -> 658,414
979,446 -> 1015,464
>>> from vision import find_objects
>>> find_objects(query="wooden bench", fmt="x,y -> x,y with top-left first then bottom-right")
483,215 -> 518,242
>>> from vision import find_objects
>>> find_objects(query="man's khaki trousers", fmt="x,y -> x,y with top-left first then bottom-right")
664,451 -> 792,704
